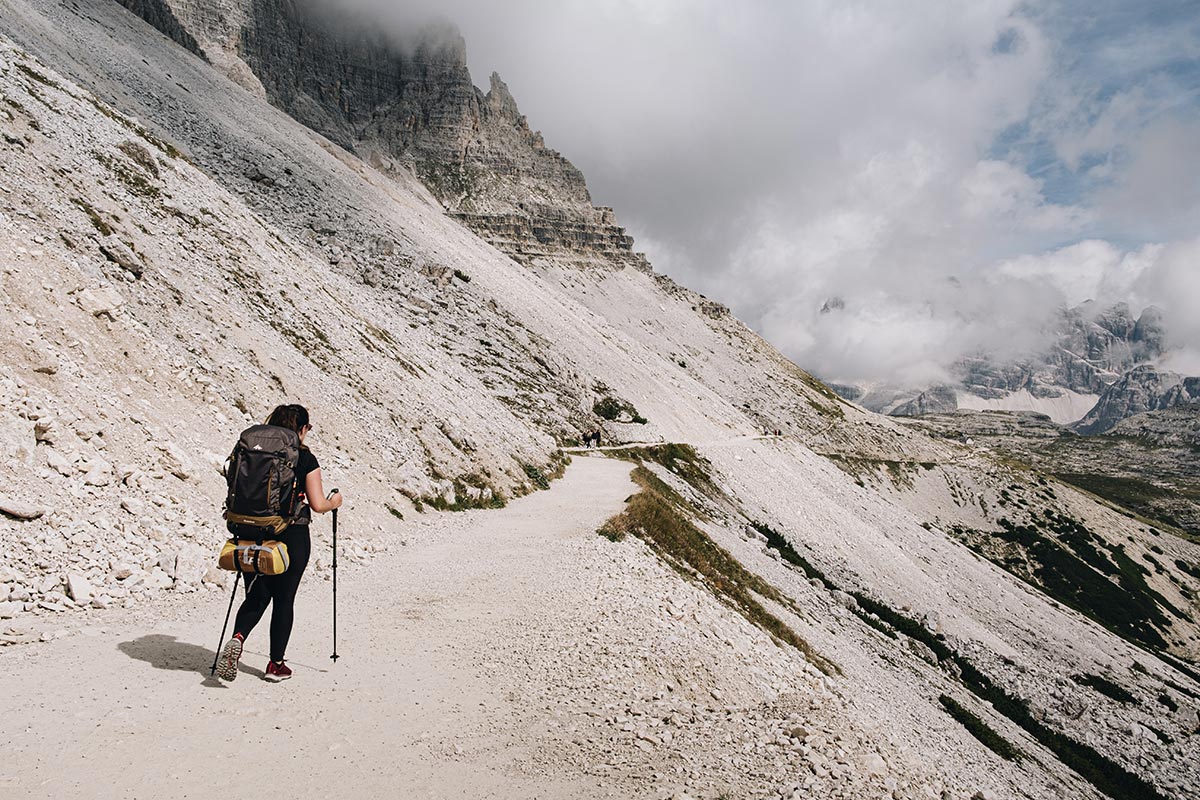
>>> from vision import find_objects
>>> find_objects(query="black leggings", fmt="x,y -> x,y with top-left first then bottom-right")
233,529 -> 311,662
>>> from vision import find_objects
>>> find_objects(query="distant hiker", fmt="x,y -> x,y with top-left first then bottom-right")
217,404 -> 343,682
584,429 -> 601,448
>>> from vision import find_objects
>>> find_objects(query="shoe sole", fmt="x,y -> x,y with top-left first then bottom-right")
216,637 -> 242,681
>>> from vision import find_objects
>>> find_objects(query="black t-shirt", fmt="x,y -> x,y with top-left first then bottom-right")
291,448 -> 320,522
295,450 -> 319,506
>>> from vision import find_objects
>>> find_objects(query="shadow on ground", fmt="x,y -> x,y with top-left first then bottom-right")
118,633 -> 265,686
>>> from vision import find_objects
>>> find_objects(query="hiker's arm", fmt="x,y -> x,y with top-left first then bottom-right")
305,468 -> 343,513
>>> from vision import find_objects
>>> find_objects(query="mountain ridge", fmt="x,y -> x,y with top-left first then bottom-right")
1,2 -> 1199,798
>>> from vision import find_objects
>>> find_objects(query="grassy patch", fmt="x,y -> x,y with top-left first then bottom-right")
385,504 -> 405,521
521,462 -> 550,490
831,584 -> 1168,799
84,96 -> 182,159
70,197 -> 113,235
995,517 -> 1170,651
421,483 -> 506,512
594,395 -> 647,424
823,454 -> 917,490
452,269 -> 471,283
609,443 -> 720,500
598,467 -> 837,675
1071,673 -> 1136,704
94,150 -> 161,198
1054,472 -> 1185,532
15,62 -> 60,89
117,140 -> 160,177
939,694 -> 1021,761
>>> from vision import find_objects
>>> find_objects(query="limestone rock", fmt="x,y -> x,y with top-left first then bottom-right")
0,414 -> 36,466
0,496 -> 44,520
1075,366 -> 1200,435
83,458 -> 113,486
76,286 -> 125,318
99,235 -> 144,278
45,446 -> 73,475
66,572 -> 93,603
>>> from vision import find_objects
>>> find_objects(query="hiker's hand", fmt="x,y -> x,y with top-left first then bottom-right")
330,491 -> 344,510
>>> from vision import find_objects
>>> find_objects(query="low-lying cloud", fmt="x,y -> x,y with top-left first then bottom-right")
319,0 -> 1200,386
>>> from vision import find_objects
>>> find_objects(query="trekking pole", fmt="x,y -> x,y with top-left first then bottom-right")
210,569 -> 240,676
328,489 -> 339,663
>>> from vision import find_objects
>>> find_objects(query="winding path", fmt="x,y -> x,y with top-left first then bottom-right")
0,456 -> 639,800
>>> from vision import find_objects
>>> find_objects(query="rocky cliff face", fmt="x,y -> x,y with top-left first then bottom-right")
958,302 -> 1167,399
1075,366 -> 1200,435
126,0 -> 645,269
890,384 -> 957,417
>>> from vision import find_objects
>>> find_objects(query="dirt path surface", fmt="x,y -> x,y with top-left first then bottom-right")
1,456 -> 640,800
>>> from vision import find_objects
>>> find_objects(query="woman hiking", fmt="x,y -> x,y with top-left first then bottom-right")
217,404 -> 343,682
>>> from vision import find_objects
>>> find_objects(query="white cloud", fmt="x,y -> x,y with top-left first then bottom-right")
316,0 -> 1200,383
994,240 -> 1161,306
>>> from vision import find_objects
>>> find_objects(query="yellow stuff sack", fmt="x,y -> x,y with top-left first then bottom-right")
218,539 -> 290,575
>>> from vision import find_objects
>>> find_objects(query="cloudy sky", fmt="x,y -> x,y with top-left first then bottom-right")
353,0 -> 1200,385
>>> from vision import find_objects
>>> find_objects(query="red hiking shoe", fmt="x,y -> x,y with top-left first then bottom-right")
265,660 -> 292,682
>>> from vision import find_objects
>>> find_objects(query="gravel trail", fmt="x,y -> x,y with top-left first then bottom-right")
0,456 -> 639,800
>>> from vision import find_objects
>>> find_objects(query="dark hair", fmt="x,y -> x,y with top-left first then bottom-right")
266,404 -> 310,433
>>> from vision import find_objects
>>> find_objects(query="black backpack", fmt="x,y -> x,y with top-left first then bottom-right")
223,425 -> 305,538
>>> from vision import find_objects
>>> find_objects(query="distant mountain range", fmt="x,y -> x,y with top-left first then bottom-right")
830,301 -> 1198,432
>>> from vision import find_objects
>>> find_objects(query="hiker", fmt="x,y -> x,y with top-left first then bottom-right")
217,404 -> 343,682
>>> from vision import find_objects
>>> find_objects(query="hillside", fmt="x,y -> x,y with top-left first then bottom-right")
898,408 -> 1200,540
1,1 -> 1199,799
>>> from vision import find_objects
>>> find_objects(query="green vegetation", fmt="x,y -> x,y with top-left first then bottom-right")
452,269 -> 471,283
938,695 -> 1022,761
414,160 -> 485,203
385,504 -> 405,521
1053,472 -> 1188,533
70,197 -> 113,236
822,454 -> 921,491
1070,673 -> 1136,704
84,96 -> 183,159
422,482 -> 506,513
117,141 -> 161,177
609,443 -> 720,501
932,630 -> 1167,797
994,516 -> 1171,651
94,150 -> 160,198
15,62 -> 60,89
593,395 -> 647,424
521,462 -> 550,490
597,467 -> 837,676
803,571 -> 1168,800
